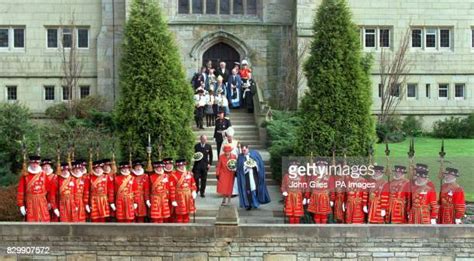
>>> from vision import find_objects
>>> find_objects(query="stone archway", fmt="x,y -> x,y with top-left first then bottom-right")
189,31 -> 251,71
202,43 -> 240,72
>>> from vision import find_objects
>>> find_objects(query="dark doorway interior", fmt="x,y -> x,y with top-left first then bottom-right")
202,42 -> 240,72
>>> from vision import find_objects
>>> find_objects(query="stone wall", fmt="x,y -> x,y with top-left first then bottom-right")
1,223 -> 473,260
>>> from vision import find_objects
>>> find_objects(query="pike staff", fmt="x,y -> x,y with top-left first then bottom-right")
437,140 -> 446,202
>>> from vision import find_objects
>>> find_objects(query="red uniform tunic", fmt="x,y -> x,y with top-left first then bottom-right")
74,175 -> 90,222
133,174 -> 150,219
387,178 -> 410,224
57,175 -> 78,222
17,171 -> 52,222
45,173 -> 58,222
149,173 -> 172,221
170,170 -> 197,222
114,174 -> 138,221
345,176 -> 368,224
105,171 -> 116,218
439,182 -> 465,224
89,174 -> 113,220
239,68 -> 252,80
409,182 -> 438,224
307,175 -> 334,223
333,175 -> 346,223
281,173 -> 305,223
165,170 -> 176,222
216,154 -> 237,196
367,178 -> 389,224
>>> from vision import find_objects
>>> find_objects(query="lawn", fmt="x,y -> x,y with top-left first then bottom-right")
374,137 -> 474,202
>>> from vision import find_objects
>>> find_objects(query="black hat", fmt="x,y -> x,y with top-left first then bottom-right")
394,165 -> 407,173
132,160 -> 144,167
77,159 -> 87,166
374,165 -> 385,171
93,160 -> 104,168
444,167 -> 459,177
416,163 -> 429,171
41,159 -> 53,166
218,108 -> 225,114
102,159 -> 112,165
415,168 -> 429,178
163,158 -> 174,164
29,155 -> 41,163
119,161 -> 130,168
153,161 -> 165,168
60,162 -> 69,170
175,159 -> 187,166
72,161 -> 82,169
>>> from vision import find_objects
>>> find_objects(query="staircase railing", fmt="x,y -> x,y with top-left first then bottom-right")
252,80 -> 272,140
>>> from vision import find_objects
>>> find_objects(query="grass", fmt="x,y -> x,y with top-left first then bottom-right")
374,137 -> 474,202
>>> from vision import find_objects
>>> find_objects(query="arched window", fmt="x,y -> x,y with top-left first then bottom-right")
178,0 -> 259,15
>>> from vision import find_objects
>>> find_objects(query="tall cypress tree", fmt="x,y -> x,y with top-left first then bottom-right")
115,0 -> 194,161
296,0 -> 375,156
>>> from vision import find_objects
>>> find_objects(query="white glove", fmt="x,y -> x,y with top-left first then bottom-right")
85,205 -> 91,213
306,199 -> 311,205
342,203 -> 345,212
192,191 -> 197,199
282,191 -> 288,197
110,203 -> 116,211
330,201 -> 334,207
381,209 -> 386,217
171,201 -> 178,207
47,203 -> 51,210
20,206 -> 26,216
133,203 -> 138,209
54,208 -> 60,217
302,198 -> 307,205
455,219 -> 462,224
146,200 -> 151,208
431,218 -> 437,225
363,206 -> 368,213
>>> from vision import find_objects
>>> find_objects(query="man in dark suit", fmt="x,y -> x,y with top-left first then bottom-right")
192,135 -> 213,198
214,109 -> 232,156
215,62 -> 229,85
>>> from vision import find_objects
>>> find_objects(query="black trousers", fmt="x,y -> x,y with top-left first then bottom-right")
193,167 -> 208,195
216,139 -> 223,156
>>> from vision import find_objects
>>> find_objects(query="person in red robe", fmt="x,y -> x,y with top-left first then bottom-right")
387,165 -> 411,224
216,144 -> 237,205
332,160 -> 346,223
41,158 -> 59,222
131,160 -> 149,223
89,160 -> 113,222
366,166 -> 389,224
102,159 -> 116,222
170,159 -> 197,223
409,167 -> 438,224
149,161 -> 172,223
71,161 -> 89,222
17,156 -> 56,222
113,162 -> 138,223
57,162 -> 78,222
307,159 -> 334,224
439,167 -> 465,224
281,160 -> 305,224
163,158 -> 176,222
345,168 -> 368,224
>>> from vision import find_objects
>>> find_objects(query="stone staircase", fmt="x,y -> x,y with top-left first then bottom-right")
191,109 -> 284,224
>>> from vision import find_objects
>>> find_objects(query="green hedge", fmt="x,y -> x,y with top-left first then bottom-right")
432,114 -> 474,138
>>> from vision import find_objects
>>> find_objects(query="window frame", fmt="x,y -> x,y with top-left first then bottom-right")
6,85 -> 18,101
12,28 -> 25,49
406,83 -> 417,100
425,28 -> 437,49
439,28 -> 451,49
379,28 -> 391,48
44,85 -> 55,101
411,28 -> 423,48
46,28 -> 59,49
454,83 -> 465,100
425,84 -> 431,99
178,0 -> 259,16
438,83 -> 449,100
363,28 -> 376,49
0,26 -> 26,51
77,28 -> 89,49
62,86 -> 71,101
79,85 -> 90,99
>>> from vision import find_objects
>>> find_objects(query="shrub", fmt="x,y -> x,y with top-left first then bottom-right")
0,103 -> 37,186
402,115 -> 423,137
0,185 -> 22,221
45,96 -> 107,122
376,116 -> 405,143
266,111 -> 301,182
432,115 -> 474,139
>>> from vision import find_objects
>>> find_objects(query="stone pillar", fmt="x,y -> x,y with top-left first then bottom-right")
215,205 -> 239,238
97,0 -> 126,110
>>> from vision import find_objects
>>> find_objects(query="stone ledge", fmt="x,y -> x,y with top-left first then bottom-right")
0,223 -> 472,239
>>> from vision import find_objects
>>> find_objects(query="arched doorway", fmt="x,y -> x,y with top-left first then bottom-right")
202,43 -> 240,72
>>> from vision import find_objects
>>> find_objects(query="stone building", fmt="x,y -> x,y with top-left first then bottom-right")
1,0 -> 473,128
